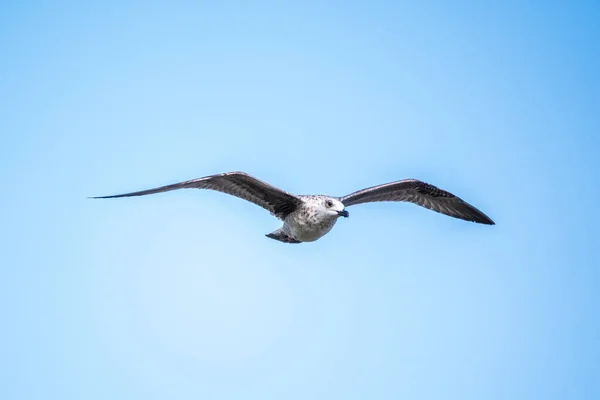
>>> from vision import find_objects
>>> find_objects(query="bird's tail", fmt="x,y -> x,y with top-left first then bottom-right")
265,229 -> 301,244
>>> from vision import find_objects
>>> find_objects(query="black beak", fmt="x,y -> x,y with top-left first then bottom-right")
337,210 -> 349,218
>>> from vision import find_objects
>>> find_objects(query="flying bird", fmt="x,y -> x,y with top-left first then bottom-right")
92,171 -> 494,243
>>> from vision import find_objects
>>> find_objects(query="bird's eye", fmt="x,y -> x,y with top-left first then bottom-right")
326,200 -> 333,207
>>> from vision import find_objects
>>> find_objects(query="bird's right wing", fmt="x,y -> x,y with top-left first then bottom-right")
92,171 -> 303,220
340,179 -> 494,225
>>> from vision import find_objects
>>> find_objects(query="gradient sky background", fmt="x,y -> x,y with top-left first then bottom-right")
1,1 -> 599,399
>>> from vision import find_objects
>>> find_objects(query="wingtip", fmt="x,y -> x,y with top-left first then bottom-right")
476,216 -> 495,225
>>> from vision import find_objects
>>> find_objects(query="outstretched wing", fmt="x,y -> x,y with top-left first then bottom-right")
340,179 -> 494,225
92,171 -> 303,220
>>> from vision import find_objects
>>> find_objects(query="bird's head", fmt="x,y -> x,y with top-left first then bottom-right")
320,197 -> 349,218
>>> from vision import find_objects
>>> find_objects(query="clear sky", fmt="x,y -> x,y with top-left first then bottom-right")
1,1 -> 598,399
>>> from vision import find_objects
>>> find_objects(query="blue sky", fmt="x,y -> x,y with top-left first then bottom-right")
1,1 -> 598,399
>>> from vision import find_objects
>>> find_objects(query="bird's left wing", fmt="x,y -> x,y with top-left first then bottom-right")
92,171 -> 303,220
340,179 -> 494,225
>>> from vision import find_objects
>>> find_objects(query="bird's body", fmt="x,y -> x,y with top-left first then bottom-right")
92,171 -> 494,243
281,196 -> 343,243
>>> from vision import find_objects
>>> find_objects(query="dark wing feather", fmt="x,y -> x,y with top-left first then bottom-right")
91,171 -> 303,219
340,179 -> 494,225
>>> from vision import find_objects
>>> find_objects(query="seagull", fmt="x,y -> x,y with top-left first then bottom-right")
92,171 -> 494,243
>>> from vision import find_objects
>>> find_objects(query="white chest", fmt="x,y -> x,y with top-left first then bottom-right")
285,208 -> 337,242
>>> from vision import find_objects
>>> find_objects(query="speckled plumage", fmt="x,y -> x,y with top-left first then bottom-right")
282,196 -> 342,242
92,171 -> 494,244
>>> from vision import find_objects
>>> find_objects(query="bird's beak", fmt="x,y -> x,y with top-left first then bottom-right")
337,210 -> 349,218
